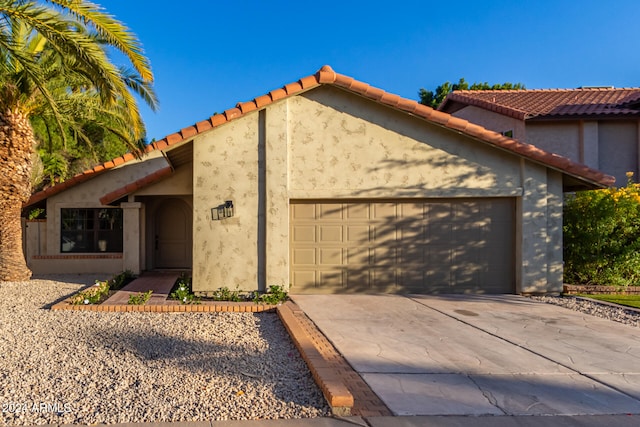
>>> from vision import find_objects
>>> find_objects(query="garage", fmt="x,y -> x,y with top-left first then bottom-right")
290,199 -> 515,294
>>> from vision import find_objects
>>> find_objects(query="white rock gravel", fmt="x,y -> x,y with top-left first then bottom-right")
530,294 -> 640,327
0,275 -> 329,426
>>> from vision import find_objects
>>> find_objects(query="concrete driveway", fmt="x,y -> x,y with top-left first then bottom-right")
291,294 -> 640,416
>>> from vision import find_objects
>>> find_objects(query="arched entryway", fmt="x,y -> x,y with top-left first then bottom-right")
153,198 -> 192,269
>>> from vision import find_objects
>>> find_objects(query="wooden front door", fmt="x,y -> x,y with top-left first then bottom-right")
155,198 -> 192,269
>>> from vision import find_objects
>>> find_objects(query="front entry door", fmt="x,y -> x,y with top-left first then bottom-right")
155,198 -> 192,269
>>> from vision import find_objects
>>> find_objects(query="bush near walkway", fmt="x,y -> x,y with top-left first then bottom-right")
564,173 -> 640,287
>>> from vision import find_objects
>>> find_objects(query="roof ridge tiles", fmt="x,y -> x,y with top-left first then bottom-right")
454,87 -> 640,94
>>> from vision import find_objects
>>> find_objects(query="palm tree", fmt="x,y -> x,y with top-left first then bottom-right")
0,0 -> 157,281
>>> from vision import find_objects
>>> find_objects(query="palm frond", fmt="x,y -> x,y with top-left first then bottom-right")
45,0 -> 153,82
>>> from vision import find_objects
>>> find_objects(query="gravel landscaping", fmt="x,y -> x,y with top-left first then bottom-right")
0,275 -> 329,426
531,295 -> 640,327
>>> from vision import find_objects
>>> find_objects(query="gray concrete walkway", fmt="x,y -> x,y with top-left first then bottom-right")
292,294 -> 640,417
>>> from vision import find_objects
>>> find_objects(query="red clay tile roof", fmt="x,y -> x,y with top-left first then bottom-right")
25,66 -> 615,208
439,88 -> 640,120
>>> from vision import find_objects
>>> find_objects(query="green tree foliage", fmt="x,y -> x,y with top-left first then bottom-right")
0,0 -> 157,281
564,173 -> 640,287
418,78 -> 526,108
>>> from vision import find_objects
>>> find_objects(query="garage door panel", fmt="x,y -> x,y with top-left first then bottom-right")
373,225 -> 397,243
292,225 -> 316,242
371,268 -> 397,291
452,266 -> 481,286
346,203 -> 370,219
292,204 -> 316,219
292,248 -> 316,265
319,270 -> 344,285
319,248 -> 343,265
372,247 -> 397,265
346,269 -> 370,290
319,204 -> 343,220
319,225 -> 342,242
291,199 -> 514,294
347,247 -> 370,265
347,225 -> 370,242
427,223 -> 453,244
428,203 -> 454,222
373,203 -> 397,220
398,222 -> 425,241
400,203 -> 425,218
400,269 -> 427,290
293,270 -> 316,289
398,245 -> 426,264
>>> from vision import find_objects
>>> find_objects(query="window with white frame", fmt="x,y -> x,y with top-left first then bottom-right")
61,208 -> 123,253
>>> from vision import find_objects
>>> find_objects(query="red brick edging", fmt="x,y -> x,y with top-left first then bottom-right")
563,284 -> 640,295
51,300 -> 276,312
277,301 -> 354,416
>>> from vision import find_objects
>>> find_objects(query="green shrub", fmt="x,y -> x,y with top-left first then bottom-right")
70,280 -> 110,305
564,172 -> 640,287
128,290 -> 152,305
169,274 -> 200,304
211,286 -> 241,302
254,285 -> 288,305
109,270 -> 136,290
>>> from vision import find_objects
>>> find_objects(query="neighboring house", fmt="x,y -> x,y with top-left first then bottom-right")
438,88 -> 640,186
22,66 -> 613,295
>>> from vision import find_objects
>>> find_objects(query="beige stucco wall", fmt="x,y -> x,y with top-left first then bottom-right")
526,122 -> 581,164
452,105 -> 526,141
598,121 -> 638,185
191,86 -> 564,294
454,105 -> 640,187
192,115 -> 262,293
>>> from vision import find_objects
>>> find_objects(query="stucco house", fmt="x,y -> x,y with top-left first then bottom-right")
22,66 -> 613,295
438,87 -> 640,185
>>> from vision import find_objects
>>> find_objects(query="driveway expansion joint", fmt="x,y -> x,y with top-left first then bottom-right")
409,295 -> 640,405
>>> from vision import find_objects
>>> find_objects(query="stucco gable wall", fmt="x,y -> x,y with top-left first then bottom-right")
134,162 -> 193,196
450,105 -> 526,141
190,87 -> 567,294
44,155 -> 169,255
290,88 -> 523,198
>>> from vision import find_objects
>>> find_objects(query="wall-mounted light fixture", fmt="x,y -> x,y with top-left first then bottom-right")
211,200 -> 234,220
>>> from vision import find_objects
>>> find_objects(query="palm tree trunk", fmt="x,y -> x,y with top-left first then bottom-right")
0,108 -> 34,281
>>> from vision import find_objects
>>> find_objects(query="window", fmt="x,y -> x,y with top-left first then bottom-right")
61,208 -> 123,253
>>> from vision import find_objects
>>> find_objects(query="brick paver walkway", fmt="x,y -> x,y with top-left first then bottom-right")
102,271 -> 180,305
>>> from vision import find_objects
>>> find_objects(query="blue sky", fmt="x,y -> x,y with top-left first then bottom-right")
106,0 -> 640,142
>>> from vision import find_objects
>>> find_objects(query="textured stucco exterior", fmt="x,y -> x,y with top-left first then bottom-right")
26,85 -> 574,294
452,105 -> 640,186
450,105 -> 526,141
190,86 -> 564,294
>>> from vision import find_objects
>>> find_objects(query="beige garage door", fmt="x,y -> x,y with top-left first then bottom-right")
290,199 -> 514,294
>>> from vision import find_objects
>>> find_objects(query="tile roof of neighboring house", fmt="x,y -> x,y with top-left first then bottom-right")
439,88 -> 640,120
25,66 -> 615,208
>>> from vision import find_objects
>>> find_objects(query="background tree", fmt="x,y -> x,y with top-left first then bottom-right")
419,78 -> 525,108
564,173 -> 640,287
0,0 -> 157,281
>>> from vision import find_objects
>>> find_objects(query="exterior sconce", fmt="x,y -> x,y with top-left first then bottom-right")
211,200 -> 234,220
